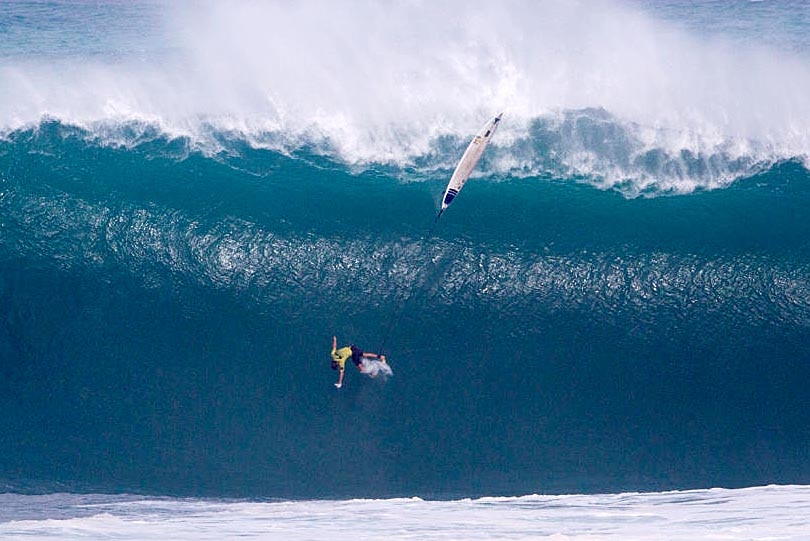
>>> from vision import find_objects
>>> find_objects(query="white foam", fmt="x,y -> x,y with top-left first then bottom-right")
1,485 -> 809,540
2,0 -> 810,192
361,358 -> 393,379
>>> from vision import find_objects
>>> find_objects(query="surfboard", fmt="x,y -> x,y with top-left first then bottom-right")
440,113 -> 503,212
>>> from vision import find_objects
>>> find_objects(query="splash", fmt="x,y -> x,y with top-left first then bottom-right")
361,359 -> 393,380
2,0 -> 810,192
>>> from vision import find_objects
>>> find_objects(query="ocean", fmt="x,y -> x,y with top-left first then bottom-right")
2,0 -> 810,538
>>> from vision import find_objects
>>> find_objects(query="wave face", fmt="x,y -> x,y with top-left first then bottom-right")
2,123 -> 810,498
2,1 -> 810,498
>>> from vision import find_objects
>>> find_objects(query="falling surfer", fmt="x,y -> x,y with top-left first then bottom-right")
328,114 -> 501,390
330,335 -> 389,389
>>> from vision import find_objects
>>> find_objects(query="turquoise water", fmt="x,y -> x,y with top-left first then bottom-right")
1,1 -> 810,500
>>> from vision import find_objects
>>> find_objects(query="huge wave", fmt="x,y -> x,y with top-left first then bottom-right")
3,115 -> 810,500
3,1 -> 810,499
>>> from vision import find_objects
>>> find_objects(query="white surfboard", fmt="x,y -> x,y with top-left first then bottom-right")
440,113 -> 503,214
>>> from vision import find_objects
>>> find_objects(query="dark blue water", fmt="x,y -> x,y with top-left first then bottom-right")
3,0 -> 810,499
2,121 -> 809,498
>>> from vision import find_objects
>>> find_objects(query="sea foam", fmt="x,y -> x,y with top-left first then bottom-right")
2,1 -> 810,193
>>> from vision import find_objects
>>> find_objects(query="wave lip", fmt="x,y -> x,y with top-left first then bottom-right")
4,112 -> 805,198
3,1 -> 810,193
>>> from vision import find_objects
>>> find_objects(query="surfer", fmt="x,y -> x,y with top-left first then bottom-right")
331,335 -> 386,388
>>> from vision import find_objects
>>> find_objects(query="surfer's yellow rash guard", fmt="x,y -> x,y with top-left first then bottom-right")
331,346 -> 353,370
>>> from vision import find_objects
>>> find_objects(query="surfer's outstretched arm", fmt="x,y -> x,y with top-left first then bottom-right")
332,335 -> 344,388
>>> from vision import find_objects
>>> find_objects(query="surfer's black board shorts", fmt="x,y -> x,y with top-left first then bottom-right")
350,345 -> 363,366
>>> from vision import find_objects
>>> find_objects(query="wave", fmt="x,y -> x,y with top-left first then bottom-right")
3,1 -> 810,194
3,119 -> 810,498
4,4 -> 810,497
3,123 -> 810,328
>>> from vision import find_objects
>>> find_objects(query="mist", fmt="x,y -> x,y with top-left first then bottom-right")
2,0 -> 809,190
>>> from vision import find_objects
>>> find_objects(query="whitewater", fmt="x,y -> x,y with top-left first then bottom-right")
2,486 -> 810,540
2,0 -> 810,193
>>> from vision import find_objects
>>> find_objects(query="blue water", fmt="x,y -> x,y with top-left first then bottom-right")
1,0 -> 810,503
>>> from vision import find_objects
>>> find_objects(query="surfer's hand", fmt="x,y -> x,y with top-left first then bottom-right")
334,383 -> 342,389
380,355 -> 386,363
